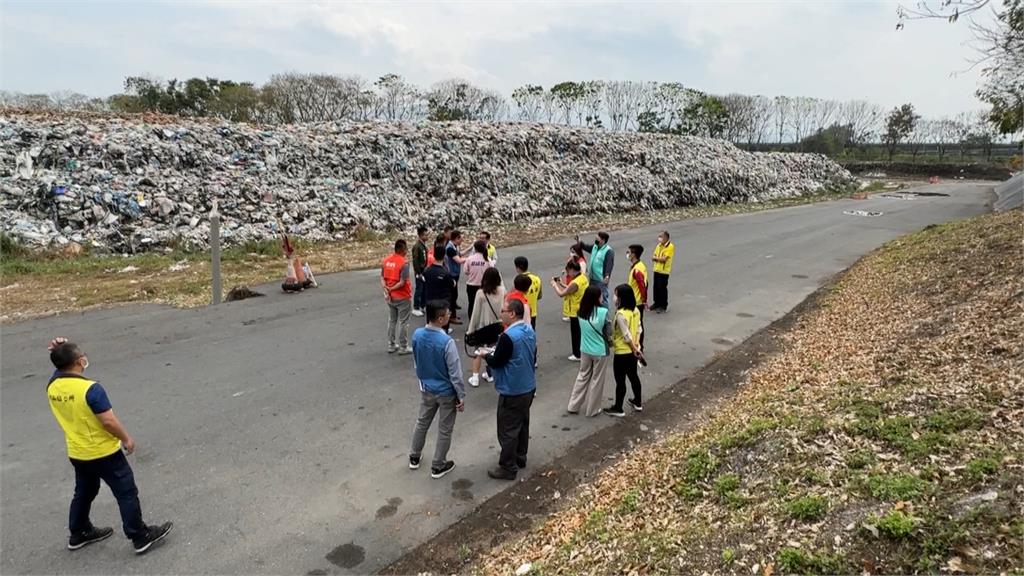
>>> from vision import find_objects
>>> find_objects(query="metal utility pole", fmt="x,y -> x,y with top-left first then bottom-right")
210,199 -> 221,305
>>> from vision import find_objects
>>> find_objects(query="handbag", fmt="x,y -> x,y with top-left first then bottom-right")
465,293 -> 504,350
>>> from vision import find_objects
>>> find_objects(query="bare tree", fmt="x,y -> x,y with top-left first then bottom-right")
772,96 -> 791,143
839,99 -> 883,145
511,84 -> 545,122
787,96 -> 817,145
603,81 -> 647,130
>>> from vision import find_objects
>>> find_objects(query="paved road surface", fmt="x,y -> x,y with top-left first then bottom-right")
0,182 -> 991,575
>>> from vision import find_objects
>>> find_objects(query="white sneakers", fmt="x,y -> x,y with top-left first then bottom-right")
481,372 -> 494,383
411,308 -> 424,317
567,355 -> 580,362
468,374 -> 480,387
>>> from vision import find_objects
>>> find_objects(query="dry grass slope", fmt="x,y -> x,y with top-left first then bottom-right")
476,209 -> 1023,575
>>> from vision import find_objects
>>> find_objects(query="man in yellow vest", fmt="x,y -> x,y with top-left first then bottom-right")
46,338 -> 172,555
651,231 -> 675,313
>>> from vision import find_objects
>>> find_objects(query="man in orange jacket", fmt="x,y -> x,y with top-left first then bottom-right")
382,239 -> 414,354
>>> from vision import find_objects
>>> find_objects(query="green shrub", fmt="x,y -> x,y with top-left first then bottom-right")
787,496 -> 829,521
721,548 -> 736,565
874,510 -> 918,538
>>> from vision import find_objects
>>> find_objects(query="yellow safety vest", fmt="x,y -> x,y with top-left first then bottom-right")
47,374 -> 121,461
628,261 -> 648,305
562,275 -> 589,318
613,308 -> 641,354
526,272 -> 542,318
653,242 -> 675,275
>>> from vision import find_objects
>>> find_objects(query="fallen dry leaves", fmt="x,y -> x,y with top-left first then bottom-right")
474,209 -> 1023,575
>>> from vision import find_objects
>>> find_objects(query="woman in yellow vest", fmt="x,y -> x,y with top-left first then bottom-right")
603,284 -> 645,417
551,260 -> 589,361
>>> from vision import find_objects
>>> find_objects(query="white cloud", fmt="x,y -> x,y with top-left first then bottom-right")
0,1 -> 998,117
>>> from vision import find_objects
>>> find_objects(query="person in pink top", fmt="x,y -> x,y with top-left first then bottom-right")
463,240 -> 491,324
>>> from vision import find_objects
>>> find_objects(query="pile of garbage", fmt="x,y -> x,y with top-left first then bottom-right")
0,111 -> 854,252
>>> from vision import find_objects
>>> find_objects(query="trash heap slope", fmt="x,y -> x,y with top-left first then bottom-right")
0,112 -> 854,251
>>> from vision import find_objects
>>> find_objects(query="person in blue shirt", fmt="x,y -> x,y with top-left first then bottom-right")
408,300 -> 466,479
480,299 -> 537,480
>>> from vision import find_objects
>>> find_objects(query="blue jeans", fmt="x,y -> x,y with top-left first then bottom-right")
69,450 -> 146,539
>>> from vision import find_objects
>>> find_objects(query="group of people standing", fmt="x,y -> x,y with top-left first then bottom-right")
379,225 -> 676,481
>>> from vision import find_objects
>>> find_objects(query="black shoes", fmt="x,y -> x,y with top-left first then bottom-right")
628,399 -> 643,412
409,455 -> 421,469
603,407 -> 626,418
487,467 -> 517,481
68,526 -> 113,550
431,461 -> 456,479
516,458 -> 527,469
133,522 -> 173,555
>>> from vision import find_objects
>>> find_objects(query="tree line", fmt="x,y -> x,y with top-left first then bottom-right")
1,74 -> 1017,156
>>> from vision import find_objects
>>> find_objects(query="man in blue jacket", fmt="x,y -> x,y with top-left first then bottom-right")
482,299 -> 537,480
408,300 -> 466,479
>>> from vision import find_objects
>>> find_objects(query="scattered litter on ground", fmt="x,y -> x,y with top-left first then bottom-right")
844,210 -> 884,217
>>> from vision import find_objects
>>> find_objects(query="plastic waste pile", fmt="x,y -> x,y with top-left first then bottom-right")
0,112 -> 854,252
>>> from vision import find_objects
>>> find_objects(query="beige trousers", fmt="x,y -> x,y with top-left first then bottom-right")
568,353 -> 609,417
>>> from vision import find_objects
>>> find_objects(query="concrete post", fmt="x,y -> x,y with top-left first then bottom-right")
210,199 -> 221,305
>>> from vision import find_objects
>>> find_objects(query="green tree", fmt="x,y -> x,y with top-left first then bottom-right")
883,103 -> 920,161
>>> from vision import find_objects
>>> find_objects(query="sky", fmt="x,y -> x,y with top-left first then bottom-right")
0,0 -> 1000,119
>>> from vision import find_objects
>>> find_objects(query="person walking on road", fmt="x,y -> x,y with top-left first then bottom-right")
604,284 -> 645,417
423,244 -> 455,334
577,232 -> 614,304
651,231 -> 675,313
45,338 -> 172,555
408,300 -> 466,479
480,299 -> 537,480
381,239 -> 413,354
411,226 -> 430,317
567,286 -> 612,417
626,244 -> 649,350
466,268 -> 505,388
551,260 -> 588,361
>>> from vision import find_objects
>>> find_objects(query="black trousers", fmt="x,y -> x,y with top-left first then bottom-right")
69,450 -> 146,539
612,353 -> 643,410
466,284 -> 480,324
638,306 -> 645,350
497,391 -> 534,473
449,279 -> 460,317
569,317 -> 581,358
652,272 -> 669,310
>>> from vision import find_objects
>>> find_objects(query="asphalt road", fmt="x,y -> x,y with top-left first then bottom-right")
0,182 -> 992,575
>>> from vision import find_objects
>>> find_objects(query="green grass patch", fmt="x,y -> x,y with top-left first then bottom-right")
721,548 -> 736,565
845,449 -> 875,470
964,456 -> 1000,483
776,547 -> 847,574
786,495 -> 829,522
617,489 -> 641,515
870,509 -> 919,539
925,408 -> 984,433
719,417 -> 776,449
681,450 -> 718,483
802,468 -> 829,486
867,473 -> 929,501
